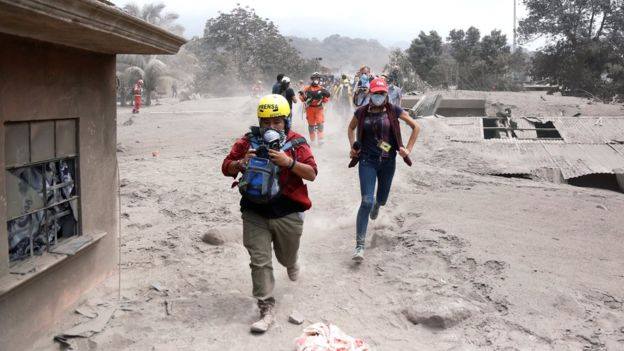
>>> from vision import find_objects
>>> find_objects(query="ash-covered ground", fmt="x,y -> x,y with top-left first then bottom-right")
42,93 -> 624,350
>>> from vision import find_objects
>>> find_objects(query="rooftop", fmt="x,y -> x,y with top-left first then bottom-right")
0,0 -> 186,54
419,116 -> 624,181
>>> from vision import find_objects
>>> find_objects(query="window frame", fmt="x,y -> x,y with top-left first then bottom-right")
482,117 -> 564,141
4,119 -> 82,264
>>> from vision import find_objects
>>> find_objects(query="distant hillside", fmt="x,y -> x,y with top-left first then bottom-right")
288,34 -> 390,74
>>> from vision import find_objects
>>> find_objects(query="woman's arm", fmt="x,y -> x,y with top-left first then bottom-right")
399,110 -> 420,153
347,115 -> 358,147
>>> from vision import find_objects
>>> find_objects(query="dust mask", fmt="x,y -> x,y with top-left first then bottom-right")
370,93 -> 387,107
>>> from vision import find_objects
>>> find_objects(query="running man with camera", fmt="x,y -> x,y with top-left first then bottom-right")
222,94 -> 317,334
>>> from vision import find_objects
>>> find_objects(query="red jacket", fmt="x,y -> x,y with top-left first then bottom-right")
222,130 -> 317,210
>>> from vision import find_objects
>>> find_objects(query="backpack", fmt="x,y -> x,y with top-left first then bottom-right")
238,128 -> 307,204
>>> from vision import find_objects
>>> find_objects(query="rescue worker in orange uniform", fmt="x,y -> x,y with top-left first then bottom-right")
299,72 -> 330,144
132,79 -> 144,114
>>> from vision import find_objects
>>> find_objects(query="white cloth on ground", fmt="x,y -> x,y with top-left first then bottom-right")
294,322 -> 370,351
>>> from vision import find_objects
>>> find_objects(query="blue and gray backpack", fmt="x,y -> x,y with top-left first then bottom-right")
238,127 -> 307,204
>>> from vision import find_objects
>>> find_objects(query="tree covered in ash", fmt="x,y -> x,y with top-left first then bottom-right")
189,6 -> 319,95
520,0 -> 624,98
118,3 -> 195,105
289,35 -> 391,74
384,49 -> 431,93
404,28 -> 529,91
447,27 -> 525,91
123,2 -> 185,36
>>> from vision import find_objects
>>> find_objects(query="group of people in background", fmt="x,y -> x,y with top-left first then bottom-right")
224,65 -> 420,333
264,66 -> 405,145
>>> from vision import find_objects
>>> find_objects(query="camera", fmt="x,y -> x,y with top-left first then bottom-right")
256,128 -> 282,159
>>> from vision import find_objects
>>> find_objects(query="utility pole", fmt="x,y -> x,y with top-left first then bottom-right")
513,0 -> 517,52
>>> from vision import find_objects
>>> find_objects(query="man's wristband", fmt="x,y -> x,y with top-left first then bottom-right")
288,158 -> 296,170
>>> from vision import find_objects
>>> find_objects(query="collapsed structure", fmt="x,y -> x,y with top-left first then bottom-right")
0,1 -> 185,350
403,95 -> 624,192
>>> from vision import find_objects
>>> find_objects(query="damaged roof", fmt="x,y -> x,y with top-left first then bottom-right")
422,116 -> 624,179
0,0 -> 186,54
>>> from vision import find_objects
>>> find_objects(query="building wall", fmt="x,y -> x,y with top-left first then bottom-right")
0,33 -> 118,351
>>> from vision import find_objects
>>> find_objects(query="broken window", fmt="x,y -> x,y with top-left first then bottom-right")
482,117 -> 562,140
5,120 -> 80,263
533,121 -> 562,139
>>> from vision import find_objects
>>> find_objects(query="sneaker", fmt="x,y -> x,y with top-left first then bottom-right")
352,247 -> 364,262
369,202 -> 381,220
250,305 -> 274,333
287,263 -> 300,281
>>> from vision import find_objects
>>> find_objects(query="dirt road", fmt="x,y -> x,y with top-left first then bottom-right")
45,96 -> 624,350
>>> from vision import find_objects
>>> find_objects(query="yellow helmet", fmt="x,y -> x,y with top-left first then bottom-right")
257,94 -> 290,119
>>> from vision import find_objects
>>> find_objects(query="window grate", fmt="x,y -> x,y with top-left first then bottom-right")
482,117 -> 563,140
5,119 -> 80,263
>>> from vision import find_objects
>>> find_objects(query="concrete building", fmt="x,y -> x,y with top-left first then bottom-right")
0,1 -> 185,350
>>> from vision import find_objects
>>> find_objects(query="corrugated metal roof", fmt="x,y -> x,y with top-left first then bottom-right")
542,143 -> 624,178
447,141 -> 624,179
553,117 -> 624,144
445,117 -> 482,141
441,116 -> 624,144
608,143 -> 624,158
514,118 -> 538,139
423,115 -> 624,179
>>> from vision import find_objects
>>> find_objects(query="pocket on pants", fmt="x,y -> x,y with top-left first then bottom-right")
296,212 -> 305,222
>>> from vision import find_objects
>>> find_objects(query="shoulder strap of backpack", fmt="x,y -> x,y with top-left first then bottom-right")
354,106 -> 369,142
246,126 -> 262,149
280,137 -> 307,152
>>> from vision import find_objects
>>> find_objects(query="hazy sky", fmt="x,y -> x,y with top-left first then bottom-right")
112,0 -> 538,49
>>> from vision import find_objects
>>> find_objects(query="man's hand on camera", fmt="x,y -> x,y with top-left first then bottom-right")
240,149 -> 256,169
268,149 -> 292,168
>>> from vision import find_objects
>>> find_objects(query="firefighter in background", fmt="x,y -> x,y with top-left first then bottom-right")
299,72 -> 330,145
132,79 -> 144,114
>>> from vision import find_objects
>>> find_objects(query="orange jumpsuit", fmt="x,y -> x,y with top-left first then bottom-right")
132,83 -> 142,113
299,85 -> 329,142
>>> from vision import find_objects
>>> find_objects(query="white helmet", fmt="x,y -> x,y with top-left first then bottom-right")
281,76 -> 291,84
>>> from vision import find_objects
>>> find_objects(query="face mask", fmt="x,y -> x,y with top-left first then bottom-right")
312,80 -> 319,86
261,127 -> 287,148
370,93 -> 387,107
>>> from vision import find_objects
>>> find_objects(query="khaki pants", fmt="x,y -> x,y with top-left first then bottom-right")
242,211 -> 304,306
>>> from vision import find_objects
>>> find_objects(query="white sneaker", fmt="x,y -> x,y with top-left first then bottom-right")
352,247 -> 364,262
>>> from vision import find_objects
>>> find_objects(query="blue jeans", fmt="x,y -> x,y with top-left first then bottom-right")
356,156 -> 396,248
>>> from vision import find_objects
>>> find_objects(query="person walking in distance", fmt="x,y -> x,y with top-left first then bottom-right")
132,79 -> 143,114
272,73 -> 285,94
277,76 -> 297,117
347,78 -> 420,262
